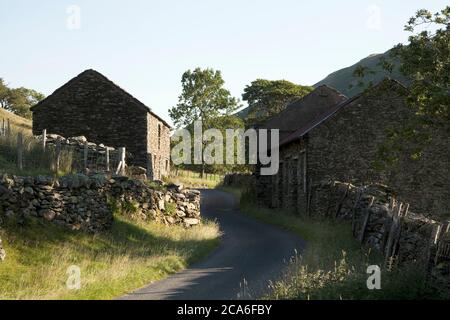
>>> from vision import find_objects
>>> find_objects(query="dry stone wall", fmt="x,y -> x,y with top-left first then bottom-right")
0,174 -> 113,232
309,179 -> 450,293
0,174 -> 201,262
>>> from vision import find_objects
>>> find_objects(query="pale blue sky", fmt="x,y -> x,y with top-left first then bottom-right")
0,1 -> 446,125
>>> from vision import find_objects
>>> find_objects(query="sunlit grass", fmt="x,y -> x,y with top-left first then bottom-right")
166,170 -> 223,189
0,108 -> 32,131
0,214 -> 220,300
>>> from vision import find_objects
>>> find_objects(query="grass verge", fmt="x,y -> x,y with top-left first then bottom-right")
0,214 -> 220,300
218,186 -> 438,299
165,170 -> 223,189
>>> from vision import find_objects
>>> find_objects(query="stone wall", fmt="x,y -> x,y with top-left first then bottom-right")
0,174 -> 201,262
109,179 -> 201,227
309,179 -> 450,292
0,174 -> 113,232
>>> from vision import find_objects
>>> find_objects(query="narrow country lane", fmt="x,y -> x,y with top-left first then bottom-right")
120,189 -> 306,300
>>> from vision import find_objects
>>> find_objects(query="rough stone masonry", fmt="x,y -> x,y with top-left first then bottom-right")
310,179 -> 450,295
0,173 -> 202,261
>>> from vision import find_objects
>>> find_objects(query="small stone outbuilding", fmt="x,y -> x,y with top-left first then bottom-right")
31,69 -> 171,180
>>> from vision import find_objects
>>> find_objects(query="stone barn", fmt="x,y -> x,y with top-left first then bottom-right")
256,78 -> 449,218
31,69 -> 171,180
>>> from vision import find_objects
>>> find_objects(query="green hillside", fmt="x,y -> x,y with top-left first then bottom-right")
314,50 -> 409,98
0,108 -> 32,132
236,49 -> 409,121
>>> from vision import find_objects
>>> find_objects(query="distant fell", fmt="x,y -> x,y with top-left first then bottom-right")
314,49 -> 409,97
236,49 -> 409,121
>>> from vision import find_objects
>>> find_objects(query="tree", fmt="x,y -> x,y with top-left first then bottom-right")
0,78 -> 45,119
352,6 -> 449,166
242,79 -> 313,125
169,68 -> 241,177
0,79 -> 10,110
390,6 -> 450,129
170,68 -> 240,129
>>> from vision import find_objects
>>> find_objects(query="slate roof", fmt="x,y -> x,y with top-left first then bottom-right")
260,85 -> 348,142
278,78 -> 408,147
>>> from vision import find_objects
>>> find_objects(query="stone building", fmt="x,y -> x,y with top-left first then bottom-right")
31,69 -> 171,180
256,79 -> 449,217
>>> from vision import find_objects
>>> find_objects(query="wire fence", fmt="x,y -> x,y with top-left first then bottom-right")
0,123 -> 127,176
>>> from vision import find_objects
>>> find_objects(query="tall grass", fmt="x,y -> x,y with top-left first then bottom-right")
166,170 -> 223,189
0,108 -> 32,131
219,186 -> 440,300
0,213 -> 221,300
0,127 -> 73,176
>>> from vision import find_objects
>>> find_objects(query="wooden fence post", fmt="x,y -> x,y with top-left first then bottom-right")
55,137 -> 61,173
42,129 -> 47,151
116,147 -> 126,175
120,147 -> 126,175
384,202 -> 403,266
17,132 -> 23,170
83,141 -> 88,171
106,147 -> 110,172
351,190 -> 363,237
358,196 -> 375,243
6,119 -> 11,137
306,177 -> 313,217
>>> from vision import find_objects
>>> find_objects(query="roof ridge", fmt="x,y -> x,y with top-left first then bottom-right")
31,69 -> 172,128
262,85 -> 347,129
278,77 -> 408,147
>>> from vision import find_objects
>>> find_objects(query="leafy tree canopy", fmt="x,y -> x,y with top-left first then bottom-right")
390,6 -> 450,128
0,78 -> 45,119
170,68 -> 241,176
169,68 -> 240,129
242,79 -> 313,125
354,6 -> 450,168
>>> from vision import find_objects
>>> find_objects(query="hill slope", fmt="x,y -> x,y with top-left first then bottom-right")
314,50 -> 409,97
0,108 -> 32,132
236,50 -> 409,121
